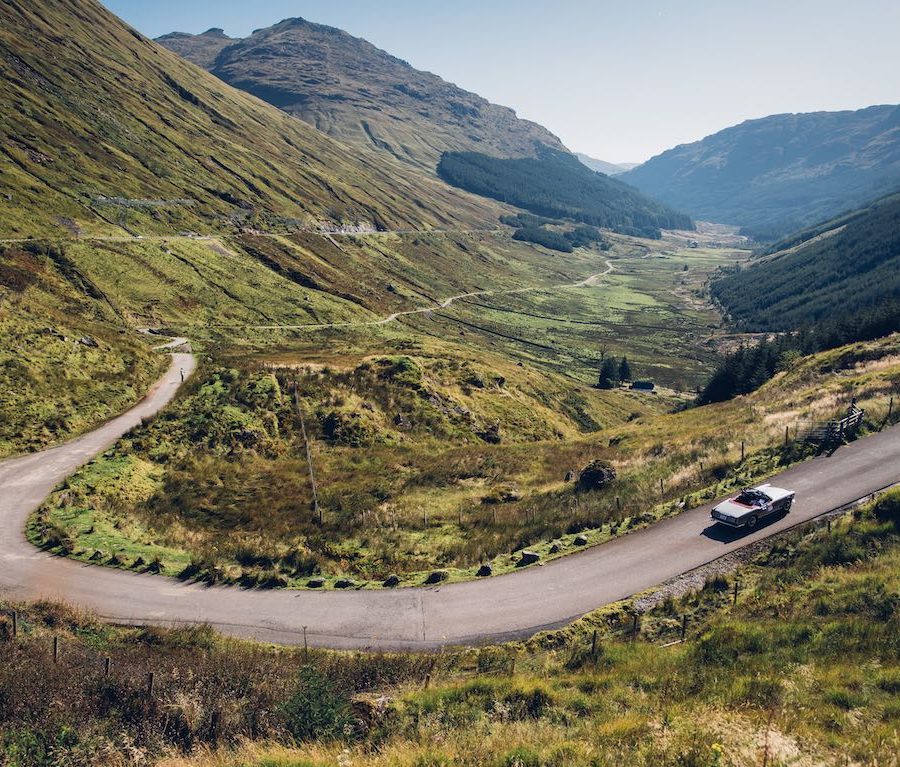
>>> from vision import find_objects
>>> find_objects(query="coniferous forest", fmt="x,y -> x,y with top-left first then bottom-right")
438,145 -> 693,239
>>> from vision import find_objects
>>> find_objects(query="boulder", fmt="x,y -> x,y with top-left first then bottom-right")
307,578 -> 326,589
577,461 -> 617,492
425,570 -> 448,585
334,579 -> 356,589
78,335 -> 99,348
382,574 -> 400,588
574,534 -> 589,546
476,564 -> 493,577
549,543 -> 562,554
518,551 -> 540,566
565,471 -> 575,482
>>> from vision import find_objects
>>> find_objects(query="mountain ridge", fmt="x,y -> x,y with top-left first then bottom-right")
0,0 -> 505,238
622,104 -> 900,239
156,18 -> 566,170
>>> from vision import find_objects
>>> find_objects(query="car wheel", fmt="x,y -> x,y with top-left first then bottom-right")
784,499 -> 793,512
746,515 -> 758,529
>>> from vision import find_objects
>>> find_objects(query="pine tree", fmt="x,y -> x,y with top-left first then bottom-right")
618,356 -> 632,382
598,358 -> 619,389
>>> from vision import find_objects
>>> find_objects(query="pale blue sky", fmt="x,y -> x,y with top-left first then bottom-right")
104,0 -> 900,163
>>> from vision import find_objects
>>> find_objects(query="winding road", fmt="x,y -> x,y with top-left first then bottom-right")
4,278 -> 900,649
2,341 -> 900,649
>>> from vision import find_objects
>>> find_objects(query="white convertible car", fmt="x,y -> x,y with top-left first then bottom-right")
710,483 -> 795,529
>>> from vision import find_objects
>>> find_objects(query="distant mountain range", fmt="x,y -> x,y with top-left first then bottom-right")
575,154 -> 636,176
157,21 -> 565,170
623,105 -> 900,239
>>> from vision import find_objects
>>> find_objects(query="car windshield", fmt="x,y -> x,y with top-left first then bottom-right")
736,489 -> 769,505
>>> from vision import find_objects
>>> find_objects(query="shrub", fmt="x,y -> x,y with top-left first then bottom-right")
281,666 -> 353,742
873,489 -> 900,528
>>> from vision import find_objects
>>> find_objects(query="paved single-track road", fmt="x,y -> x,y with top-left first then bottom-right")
3,341 -> 900,650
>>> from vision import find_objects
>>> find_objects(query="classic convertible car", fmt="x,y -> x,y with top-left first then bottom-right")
710,483 -> 795,529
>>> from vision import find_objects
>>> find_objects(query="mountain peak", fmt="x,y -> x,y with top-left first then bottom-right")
157,16 -> 565,170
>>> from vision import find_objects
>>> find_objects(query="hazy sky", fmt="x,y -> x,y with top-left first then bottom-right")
104,0 -> 900,163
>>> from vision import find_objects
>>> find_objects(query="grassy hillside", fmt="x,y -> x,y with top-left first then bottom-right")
156,19 -> 565,170
438,147 -> 693,239
623,105 -> 900,239
5,489 -> 899,766
712,192 -> 900,332
0,242 -> 166,457
0,0 -> 501,239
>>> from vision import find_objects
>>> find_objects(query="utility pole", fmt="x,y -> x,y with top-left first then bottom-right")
295,384 -> 321,525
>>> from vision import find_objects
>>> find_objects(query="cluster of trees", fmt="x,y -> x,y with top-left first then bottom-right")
701,193 -> 900,403
597,356 -> 632,389
511,223 -> 609,253
698,300 -> 900,404
438,145 -> 693,239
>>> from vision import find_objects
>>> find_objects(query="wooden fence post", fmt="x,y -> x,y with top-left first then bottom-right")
681,614 -> 688,642
741,441 -> 745,462
659,477 -> 664,495
591,629 -> 598,656
616,496 -> 622,513
733,580 -> 739,606
889,397 -> 894,420
295,385 -> 321,525
631,614 -> 639,640
784,426 -> 789,446
53,636 -> 59,664
303,625 -> 309,661
104,657 -> 111,677
11,611 -> 17,639
147,672 -> 155,697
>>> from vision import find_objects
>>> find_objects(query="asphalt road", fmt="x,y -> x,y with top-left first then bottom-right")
2,351 -> 900,651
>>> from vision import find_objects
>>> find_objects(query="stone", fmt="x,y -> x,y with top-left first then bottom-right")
518,551 -> 540,566
577,461 -> 617,492
565,471 -> 575,482
425,570 -> 448,585
78,335 -> 99,348
334,579 -> 356,589
383,574 -> 400,588
476,564 -> 493,577
549,543 -> 562,554
307,578 -> 326,589
574,534 -> 589,546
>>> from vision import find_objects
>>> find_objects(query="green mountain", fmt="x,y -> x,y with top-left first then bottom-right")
712,191 -> 900,332
623,105 -> 900,240
438,146 -> 693,238
0,0 -> 502,239
156,19 -> 565,170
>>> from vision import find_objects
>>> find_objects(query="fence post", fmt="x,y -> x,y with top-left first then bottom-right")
741,441 -> 745,463
11,611 -> 17,639
784,426 -> 789,446
659,477 -> 664,495
733,580 -> 739,606
303,625 -> 309,661
631,614 -> 639,640
616,496 -> 621,513
681,614 -> 688,642
104,657 -> 111,677
591,629 -> 598,656
53,636 -> 59,664
147,672 -> 155,698
889,397 -> 894,420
